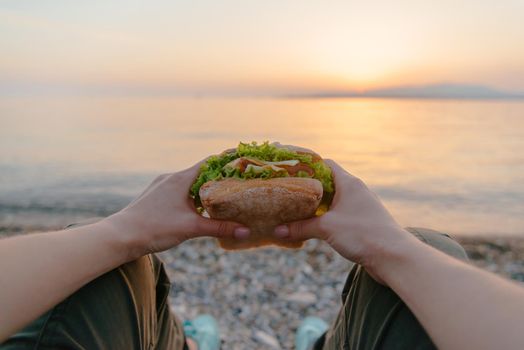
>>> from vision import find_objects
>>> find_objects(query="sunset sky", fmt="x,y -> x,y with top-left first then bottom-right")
1,0 -> 524,96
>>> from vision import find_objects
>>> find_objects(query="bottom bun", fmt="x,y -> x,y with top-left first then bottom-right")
199,177 -> 323,250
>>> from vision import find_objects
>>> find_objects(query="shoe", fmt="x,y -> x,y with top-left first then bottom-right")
183,314 -> 220,350
295,316 -> 329,350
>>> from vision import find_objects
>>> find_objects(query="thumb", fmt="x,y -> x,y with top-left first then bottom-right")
273,217 -> 325,241
194,217 -> 250,239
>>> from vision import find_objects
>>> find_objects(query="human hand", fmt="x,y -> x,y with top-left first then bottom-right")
102,160 -> 250,261
273,159 -> 416,282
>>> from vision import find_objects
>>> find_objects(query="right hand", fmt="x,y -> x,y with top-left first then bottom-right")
105,159 -> 250,262
273,159 -> 416,283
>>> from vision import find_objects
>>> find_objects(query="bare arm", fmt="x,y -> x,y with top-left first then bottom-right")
276,159 -> 524,350
0,160 -> 249,343
0,221 -> 130,341
378,236 -> 524,350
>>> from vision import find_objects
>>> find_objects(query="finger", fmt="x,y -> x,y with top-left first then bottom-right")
322,159 -> 344,206
271,142 -> 321,159
167,157 -> 211,194
220,147 -> 237,155
271,141 -> 313,153
325,159 -> 367,207
194,217 -> 250,239
323,159 -> 355,179
325,159 -> 368,186
128,173 -> 172,206
142,173 -> 171,194
273,217 -> 325,241
180,157 -> 210,179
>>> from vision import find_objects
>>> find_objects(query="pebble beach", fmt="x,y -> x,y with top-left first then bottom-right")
1,223 -> 523,349
162,234 -> 523,349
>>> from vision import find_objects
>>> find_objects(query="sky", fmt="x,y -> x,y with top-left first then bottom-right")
1,0 -> 524,96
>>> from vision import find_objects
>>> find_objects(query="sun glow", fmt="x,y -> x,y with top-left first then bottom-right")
1,0 -> 524,95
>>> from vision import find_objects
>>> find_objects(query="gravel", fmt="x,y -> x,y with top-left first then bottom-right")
160,238 -> 351,350
159,235 -> 524,349
458,236 -> 524,282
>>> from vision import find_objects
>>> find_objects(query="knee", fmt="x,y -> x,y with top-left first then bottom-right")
405,227 -> 468,261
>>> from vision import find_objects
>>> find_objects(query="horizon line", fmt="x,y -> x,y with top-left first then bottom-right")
1,82 -> 524,100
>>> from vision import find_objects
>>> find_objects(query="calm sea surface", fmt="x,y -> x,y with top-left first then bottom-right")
1,97 -> 523,235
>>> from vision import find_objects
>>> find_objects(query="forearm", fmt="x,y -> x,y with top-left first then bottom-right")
283,160 -> 524,348
0,164 -> 245,343
377,234 -> 524,350
0,220 -> 134,342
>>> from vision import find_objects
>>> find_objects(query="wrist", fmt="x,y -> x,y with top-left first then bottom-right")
96,214 -> 149,263
363,228 -> 423,284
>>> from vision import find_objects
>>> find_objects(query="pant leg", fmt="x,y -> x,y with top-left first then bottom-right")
316,227 -> 468,350
151,254 -> 188,350
0,219 -> 187,350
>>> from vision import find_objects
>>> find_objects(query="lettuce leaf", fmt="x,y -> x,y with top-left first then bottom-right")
190,141 -> 334,200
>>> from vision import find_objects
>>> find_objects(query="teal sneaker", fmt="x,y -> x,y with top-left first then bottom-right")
183,314 -> 220,350
295,316 -> 329,350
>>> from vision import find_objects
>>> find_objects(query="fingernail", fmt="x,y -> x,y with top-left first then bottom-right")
234,227 -> 250,239
274,225 -> 289,238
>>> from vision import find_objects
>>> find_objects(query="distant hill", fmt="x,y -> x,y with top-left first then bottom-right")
290,84 -> 524,99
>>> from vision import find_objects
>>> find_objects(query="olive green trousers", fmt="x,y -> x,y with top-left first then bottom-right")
1,226 -> 467,350
315,227 -> 468,350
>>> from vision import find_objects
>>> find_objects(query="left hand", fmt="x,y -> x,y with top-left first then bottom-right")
103,159 -> 250,261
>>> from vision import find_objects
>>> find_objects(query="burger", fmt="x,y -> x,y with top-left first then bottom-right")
190,141 -> 334,249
